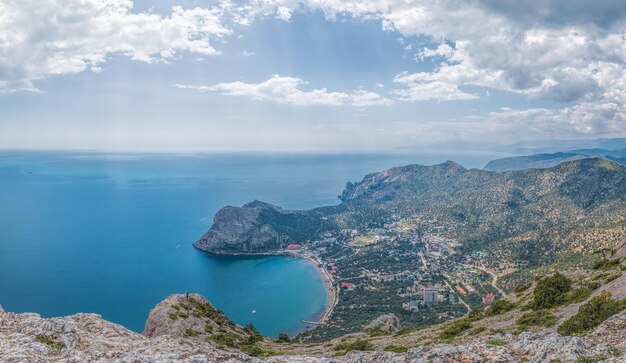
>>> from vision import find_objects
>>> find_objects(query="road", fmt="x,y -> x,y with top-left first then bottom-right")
443,276 -> 471,315
465,263 -> 507,297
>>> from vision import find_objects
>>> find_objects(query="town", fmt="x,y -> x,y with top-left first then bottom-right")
290,216 -> 519,342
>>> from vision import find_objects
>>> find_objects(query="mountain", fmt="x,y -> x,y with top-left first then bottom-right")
484,149 -> 626,171
196,158 -> 626,266
501,138 -> 626,154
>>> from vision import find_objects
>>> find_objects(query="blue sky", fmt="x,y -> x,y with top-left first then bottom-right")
0,0 -> 624,152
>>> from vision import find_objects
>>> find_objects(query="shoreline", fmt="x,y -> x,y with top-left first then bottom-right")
196,246 -> 338,330
299,254 -> 338,325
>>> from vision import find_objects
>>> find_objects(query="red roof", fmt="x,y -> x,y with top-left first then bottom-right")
341,282 -> 354,288
287,244 -> 301,249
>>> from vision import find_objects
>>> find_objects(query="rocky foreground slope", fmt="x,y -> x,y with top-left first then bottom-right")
1,291 -> 625,363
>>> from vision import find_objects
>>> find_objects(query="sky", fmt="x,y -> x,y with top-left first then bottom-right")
0,0 -> 625,153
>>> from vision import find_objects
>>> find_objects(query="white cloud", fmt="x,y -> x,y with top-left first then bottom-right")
416,44 -> 454,61
176,75 -> 393,106
456,102 -> 626,141
239,0 -> 626,104
392,70 -> 479,102
0,0 -> 231,91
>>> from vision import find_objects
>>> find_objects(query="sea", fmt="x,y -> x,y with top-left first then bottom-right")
0,151 -> 496,337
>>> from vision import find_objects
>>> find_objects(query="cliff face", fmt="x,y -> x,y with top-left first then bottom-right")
194,200 -> 292,254
1,294 -> 625,362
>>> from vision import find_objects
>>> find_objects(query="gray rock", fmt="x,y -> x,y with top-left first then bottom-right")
364,314 -> 401,333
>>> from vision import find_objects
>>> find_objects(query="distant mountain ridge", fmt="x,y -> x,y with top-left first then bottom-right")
196,157 -> 626,266
484,149 -> 626,171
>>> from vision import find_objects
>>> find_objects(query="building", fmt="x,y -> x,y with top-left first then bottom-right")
423,287 -> 438,306
403,300 -> 420,312
448,293 -> 457,303
340,282 -> 354,290
483,292 -> 496,305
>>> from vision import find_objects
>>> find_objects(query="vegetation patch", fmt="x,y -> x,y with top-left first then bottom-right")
486,338 -> 506,346
276,333 -> 290,343
517,310 -> 557,328
593,257 -> 622,271
564,287 -> 591,304
608,345 -> 622,357
334,338 -> 373,353
558,292 -> 626,336
364,328 -> 389,337
605,273 -> 621,283
184,328 -> 199,338
514,281 -> 532,293
209,333 -> 237,347
575,355 -> 605,363
532,273 -> 572,310
384,344 -> 409,353
439,318 -> 472,340
486,299 -> 515,316
35,335 -> 65,352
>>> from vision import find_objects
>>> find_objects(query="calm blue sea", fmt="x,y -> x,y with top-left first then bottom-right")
0,151 -> 495,337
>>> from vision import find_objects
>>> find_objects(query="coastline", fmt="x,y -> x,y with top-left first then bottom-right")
300,254 -> 338,324
196,246 -> 338,328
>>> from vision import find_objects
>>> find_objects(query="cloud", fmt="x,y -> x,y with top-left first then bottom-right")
454,102 -> 625,142
239,0 -> 626,104
175,75 -> 393,106
0,0 -> 231,91
392,70 -> 479,102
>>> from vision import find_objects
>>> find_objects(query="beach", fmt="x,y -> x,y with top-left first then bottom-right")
301,254 -> 338,324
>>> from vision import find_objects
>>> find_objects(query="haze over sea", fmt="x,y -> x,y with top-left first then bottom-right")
0,151 -> 495,337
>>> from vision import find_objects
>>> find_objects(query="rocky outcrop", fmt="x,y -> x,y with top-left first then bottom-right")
364,314 -> 401,333
2,293 -> 625,362
143,293 -> 250,340
588,309 -> 626,352
194,200 -> 292,254
0,305 -> 255,362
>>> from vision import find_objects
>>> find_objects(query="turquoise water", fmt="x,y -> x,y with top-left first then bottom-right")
0,151 -> 494,337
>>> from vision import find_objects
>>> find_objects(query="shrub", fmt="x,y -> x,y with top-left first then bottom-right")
241,345 -> 264,357
515,282 -> 532,293
608,345 -> 622,357
384,345 -> 408,353
564,287 -> 591,304
575,356 -> 604,363
605,273 -> 621,283
532,273 -> 572,310
276,333 -> 290,343
517,310 -> 557,328
558,292 -> 626,336
439,319 -> 472,340
486,299 -> 515,316
472,326 -> 486,334
35,335 -> 65,352
334,339 -> 373,352
487,338 -> 506,346
467,309 -> 484,321
183,328 -> 199,337
210,333 -> 236,347
593,258 -> 622,270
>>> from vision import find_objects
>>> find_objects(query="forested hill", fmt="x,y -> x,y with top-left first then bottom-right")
484,149 -> 626,171
195,157 -> 626,266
